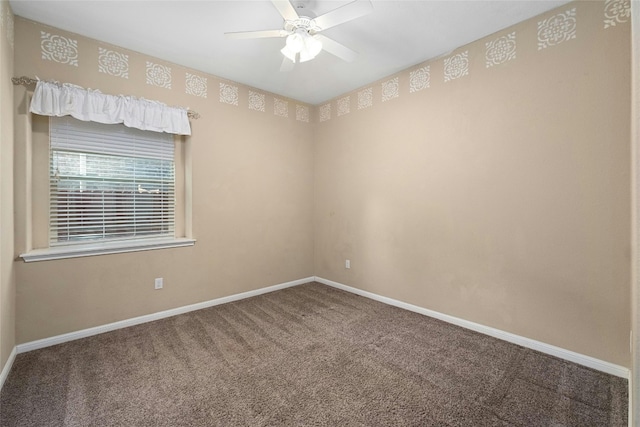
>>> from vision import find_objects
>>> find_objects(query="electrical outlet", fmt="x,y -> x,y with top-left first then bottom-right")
345,259 -> 350,269
154,278 -> 163,290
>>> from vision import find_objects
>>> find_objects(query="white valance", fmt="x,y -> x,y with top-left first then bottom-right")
29,80 -> 192,136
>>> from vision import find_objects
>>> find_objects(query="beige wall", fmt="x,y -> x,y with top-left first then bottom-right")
0,0 -> 15,374
13,18 -> 315,343
631,0 -> 639,421
314,1 -> 631,367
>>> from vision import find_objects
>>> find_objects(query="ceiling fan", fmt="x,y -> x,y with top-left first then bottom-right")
224,0 -> 373,71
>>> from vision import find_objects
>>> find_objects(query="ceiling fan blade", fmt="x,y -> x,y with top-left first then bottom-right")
312,0 -> 373,31
271,0 -> 299,21
280,57 -> 295,72
316,35 -> 358,62
225,29 -> 288,40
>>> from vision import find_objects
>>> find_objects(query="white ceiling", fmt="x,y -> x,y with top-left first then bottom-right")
10,0 -> 572,105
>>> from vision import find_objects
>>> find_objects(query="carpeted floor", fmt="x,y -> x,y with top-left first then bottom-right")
0,282 -> 628,426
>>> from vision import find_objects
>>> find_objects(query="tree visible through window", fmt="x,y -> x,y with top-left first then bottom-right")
49,116 -> 175,245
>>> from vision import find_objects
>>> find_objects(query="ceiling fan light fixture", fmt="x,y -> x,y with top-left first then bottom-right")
228,0 -> 372,69
298,50 -> 313,63
283,28 -> 322,63
281,45 -> 297,62
285,29 -> 306,53
299,38 -> 322,63
305,35 -> 322,56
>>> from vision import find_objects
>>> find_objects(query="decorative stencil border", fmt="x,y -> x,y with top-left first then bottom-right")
219,82 -> 238,106
28,2 -> 630,124
382,77 -> 399,102
186,73 -> 207,98
319,103 -> 331,122
249,90 -> 266,112
41,31 -> 78,67
337,96 -> 350,116
604,0 -> 630,28
409,66 -> 430,93
98,48 -> 128,79
486,32 -> 516,68
444,51 -> 469,82
146,61 -> 171,89
5,4 -> 14,49
31,24 -> 315,121
537,8 -> 577,50
296,105 -> 309,122
317,1 -> 634,122
274,98 -> 288,118
358,88 -> 373,110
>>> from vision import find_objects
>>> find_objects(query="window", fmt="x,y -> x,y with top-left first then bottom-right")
17,85 -> 195,263
49,116 -> 175,246
17,113 -> 194,262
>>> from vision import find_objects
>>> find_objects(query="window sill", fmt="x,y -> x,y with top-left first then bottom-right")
20,237 -> 196,262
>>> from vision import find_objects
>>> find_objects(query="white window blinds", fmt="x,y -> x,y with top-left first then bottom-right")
50,116 -> 175,246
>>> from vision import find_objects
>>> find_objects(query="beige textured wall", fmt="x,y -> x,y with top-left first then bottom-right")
631,0 -> 639,421
0,0 -> 15,373
13,18 -> 315,343
314,1 -> 631,367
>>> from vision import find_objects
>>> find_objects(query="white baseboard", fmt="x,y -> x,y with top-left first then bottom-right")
17,276 -> 315,354
15,274 -> 630,380
0,346 -> 17,392
315,276 -> 630,379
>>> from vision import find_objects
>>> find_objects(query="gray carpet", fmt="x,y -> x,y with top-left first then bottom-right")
0,282 -> 628,426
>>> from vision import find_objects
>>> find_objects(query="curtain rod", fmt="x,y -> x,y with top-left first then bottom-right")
11,76 -> 200,120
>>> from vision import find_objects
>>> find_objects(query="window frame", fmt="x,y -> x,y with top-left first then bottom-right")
19,112 -> 194,263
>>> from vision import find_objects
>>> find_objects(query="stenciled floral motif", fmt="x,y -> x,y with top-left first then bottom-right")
249,90 -> 265,112
6,7 -> 13,49
41,31 -> 78,66
185,73 -> 207,98
604,0 -> 630,28
296,105 -> 309,122
98,48 -> 128,78
537,8 -> 577,50
219,82 -> 238,106
320,103 -> 331,122
146,62 -> 171,89
337,96 -> 350,116
358,88 -> 373,110
382,77 -> 399,102
409,66 -> 430,93
444,51 -> 469,82
485,32 -> 516,68
274,98 -> 288,118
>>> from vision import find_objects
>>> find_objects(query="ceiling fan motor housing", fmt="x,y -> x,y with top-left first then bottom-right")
284,17 -> 320,35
